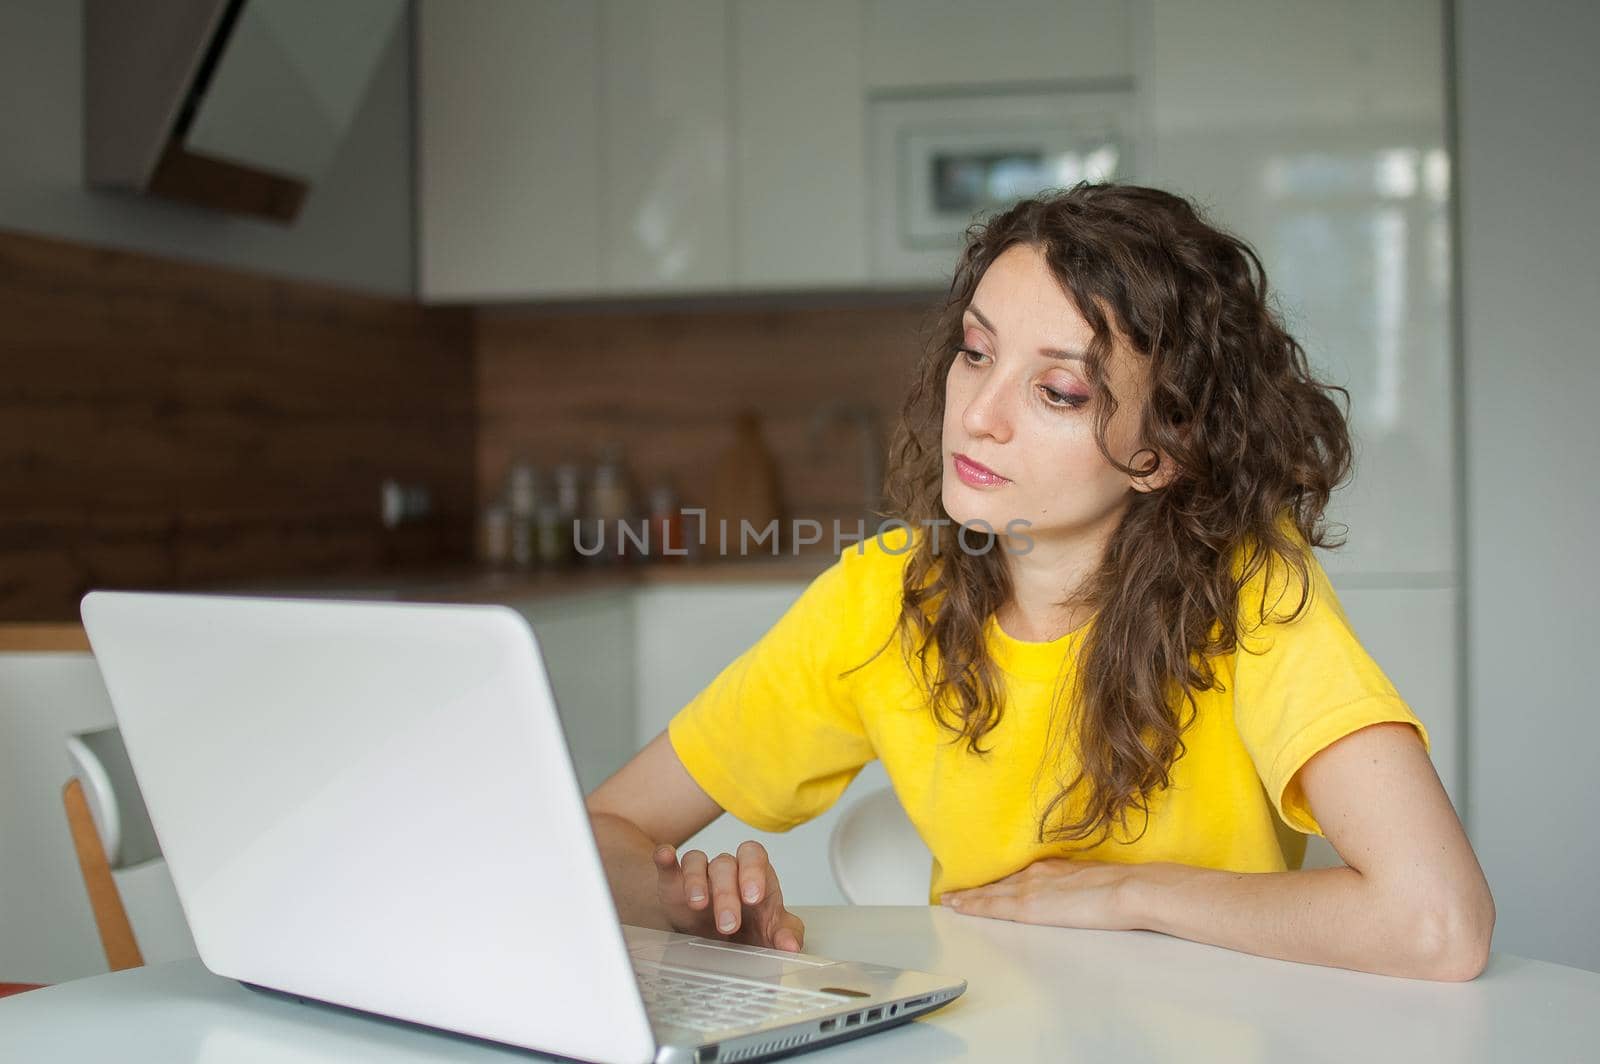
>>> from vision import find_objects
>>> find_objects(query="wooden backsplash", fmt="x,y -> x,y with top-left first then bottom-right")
476,297 -> 941,540
0,229 -> 474,621
0,225 -> 947,619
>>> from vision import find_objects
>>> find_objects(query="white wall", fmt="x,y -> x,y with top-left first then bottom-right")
0,0 -> 414,297
0,653 -> 122,983
1456,0 -> 1600,973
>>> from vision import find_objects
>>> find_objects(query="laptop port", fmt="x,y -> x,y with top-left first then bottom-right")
904,996 -> 931,1009
845,1013 -> 862,1027
866,1008 -> 882,1022
889,1005 -> 898,1016
694,1046 -> 718,1063
819,1019 -> 836,1033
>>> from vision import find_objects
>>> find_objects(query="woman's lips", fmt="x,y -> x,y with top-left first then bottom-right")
953,453 -> 1010,488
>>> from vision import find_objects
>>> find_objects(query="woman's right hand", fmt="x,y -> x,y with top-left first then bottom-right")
652,839 -> 806,952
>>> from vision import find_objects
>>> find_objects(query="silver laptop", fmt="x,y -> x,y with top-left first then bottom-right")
80,591 -> 965,1064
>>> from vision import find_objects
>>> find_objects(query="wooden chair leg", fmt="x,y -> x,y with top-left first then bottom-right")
0,982 -> 46,998
62,778 -> 144,971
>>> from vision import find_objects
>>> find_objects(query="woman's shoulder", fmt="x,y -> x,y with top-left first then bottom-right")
830,522 -> 917,593
1227,516 -> 1348,638
799,523 -> 916,637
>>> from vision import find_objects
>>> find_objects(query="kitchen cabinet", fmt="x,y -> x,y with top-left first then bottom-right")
601,0 -> 734,293
419,0 -> 736,301
415,0 -> 876,297
1141,0 -> 1453,581
730,0 -> 869,290
416,1 -> 1145,300
861,0 -> 1134,90
515,589 -> 638,795
416,0 -> 603,301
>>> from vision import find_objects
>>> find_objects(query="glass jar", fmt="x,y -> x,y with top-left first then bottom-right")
479,503 -> 511,569
506,461 -> 542,570
585,446 -> 635,565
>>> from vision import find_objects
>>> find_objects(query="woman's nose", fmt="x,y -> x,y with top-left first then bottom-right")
962,373 -> 1014,444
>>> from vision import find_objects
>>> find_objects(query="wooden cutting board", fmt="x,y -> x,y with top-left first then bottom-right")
707,411 -> 783,554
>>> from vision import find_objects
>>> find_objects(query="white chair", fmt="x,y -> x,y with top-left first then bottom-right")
826,787 -> 934,905
63,726 -> 196,970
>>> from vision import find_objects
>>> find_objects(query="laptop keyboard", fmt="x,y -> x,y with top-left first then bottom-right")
633,962 -> 844,1033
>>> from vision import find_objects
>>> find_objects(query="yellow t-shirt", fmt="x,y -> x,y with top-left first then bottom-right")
667,528 -> 1430,903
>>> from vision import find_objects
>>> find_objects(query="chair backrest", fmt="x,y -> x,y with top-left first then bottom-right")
827,787 -> 934,905
61,773 -> 143,970
66,727 -> 162,870
62,726 -> 196,970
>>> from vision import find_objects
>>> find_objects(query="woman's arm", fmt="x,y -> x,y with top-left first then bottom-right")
943,723 -> 1496,981
586,730 -> 808,949
586,730 -> 727,928
1129,722 -> 1494,979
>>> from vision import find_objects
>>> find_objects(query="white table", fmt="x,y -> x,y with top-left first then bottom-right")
3,906 -> 1597,1063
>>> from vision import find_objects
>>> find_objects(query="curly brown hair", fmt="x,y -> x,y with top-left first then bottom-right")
878,182 -> 1353,846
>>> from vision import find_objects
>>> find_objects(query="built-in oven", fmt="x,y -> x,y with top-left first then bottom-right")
868,87 -> 1137,283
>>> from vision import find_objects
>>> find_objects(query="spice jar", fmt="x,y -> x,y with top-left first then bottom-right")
646,479 -> 685,561
480,503 -> 511,569
506,461 -> 541,570
584,445 -> 635,565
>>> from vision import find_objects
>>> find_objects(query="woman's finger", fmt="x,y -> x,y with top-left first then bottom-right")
652,843 -> 681,897
736,840 -> 769,906
706,853 -> 741,935
773,908 -> 806,953
755,851 -> 803,951
678,848 -> 710,910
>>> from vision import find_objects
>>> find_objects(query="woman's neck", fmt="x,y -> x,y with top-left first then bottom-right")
995,519 -> 1118,643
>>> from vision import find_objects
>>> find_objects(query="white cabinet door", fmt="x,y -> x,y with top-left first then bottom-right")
416,0 -> 602,301
516,590 -> 638,795
862,0 -> 1134,90
632,583 -> 804,746
601,1 -> 734,294
731,0 -> 869,289
1143,0 -> 1454,579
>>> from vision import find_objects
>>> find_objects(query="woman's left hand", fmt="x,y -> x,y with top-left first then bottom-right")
939,858 -> 1157,931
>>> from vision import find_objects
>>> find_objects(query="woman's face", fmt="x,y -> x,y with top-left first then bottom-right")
941,243 -> 1160,547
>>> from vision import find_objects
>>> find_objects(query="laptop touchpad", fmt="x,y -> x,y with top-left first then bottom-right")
632,939 -> 832,980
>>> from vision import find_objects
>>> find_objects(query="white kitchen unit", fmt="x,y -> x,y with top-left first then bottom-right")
729,0 -> 869,290
514,589 -> 638,795
861,0 -> 1133,90
415,0 -> 1138,299
866,85 -> 1139,284
1140,0 -> 1454,582
416,0 -> 603,300
600,1 -> 734,293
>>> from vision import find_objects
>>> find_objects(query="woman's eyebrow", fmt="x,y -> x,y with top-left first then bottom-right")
965,304 -> 1087,362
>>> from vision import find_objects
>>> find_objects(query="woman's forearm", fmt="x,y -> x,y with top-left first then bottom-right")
588,811 -> 675,931
1123,861 -> 1492,981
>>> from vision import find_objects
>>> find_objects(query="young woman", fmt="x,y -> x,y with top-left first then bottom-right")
587,183 -> 1495,982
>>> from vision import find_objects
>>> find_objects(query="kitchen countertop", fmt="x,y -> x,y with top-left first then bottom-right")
209,552 -> 836,605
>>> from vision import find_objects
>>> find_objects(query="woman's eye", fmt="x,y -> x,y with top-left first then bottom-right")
1040,386 -> 1088,409
957,347 -> 989,366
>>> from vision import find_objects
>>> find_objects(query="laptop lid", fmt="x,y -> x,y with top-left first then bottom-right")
80,590 -> 657,1064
